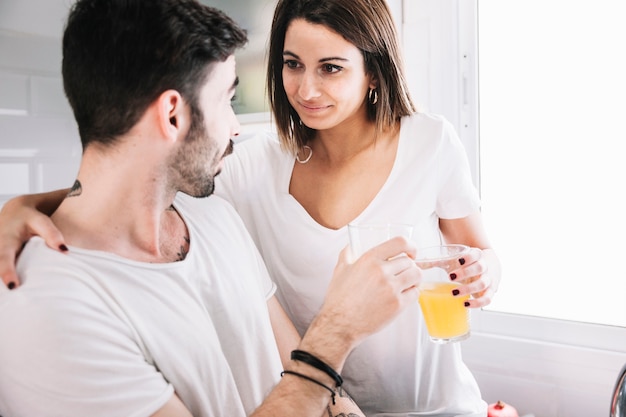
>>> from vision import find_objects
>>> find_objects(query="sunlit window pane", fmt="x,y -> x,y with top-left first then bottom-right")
478,0 -> 626,326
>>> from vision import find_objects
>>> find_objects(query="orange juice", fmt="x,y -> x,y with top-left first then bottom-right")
418,282 -> 470,342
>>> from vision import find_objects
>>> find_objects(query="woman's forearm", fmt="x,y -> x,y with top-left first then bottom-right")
19,188 -> 70,216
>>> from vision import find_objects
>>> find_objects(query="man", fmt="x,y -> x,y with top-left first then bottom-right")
0,1 -> 420,416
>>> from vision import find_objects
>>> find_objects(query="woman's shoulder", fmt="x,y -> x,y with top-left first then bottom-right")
217,129 -> 290,201
225,130 -> 289,179
401,111 -> 455,134
400,112 -> 460,147
397,112 -> 466,165
234,130 -> 285,161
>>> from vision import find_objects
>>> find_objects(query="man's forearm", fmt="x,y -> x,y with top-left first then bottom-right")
250,308 -> 361,417
250,357 -> 351,417
252,239 -> 421,416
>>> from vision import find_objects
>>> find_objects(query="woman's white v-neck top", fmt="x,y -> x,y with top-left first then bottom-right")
217,112 -> 486,417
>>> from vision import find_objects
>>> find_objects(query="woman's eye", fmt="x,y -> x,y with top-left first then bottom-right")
284,60 -> 299,69
322,64 -> 341,73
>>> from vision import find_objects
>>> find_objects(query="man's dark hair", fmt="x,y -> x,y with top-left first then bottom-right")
62,0 -> 247,148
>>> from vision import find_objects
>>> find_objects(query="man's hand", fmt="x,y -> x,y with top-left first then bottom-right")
324,237 -> 421,345
300,237 -> 421,371
250,237 -> 421,417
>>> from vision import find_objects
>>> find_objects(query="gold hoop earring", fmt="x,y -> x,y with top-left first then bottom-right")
368,88 -> 378,105
296,145 -> 313,164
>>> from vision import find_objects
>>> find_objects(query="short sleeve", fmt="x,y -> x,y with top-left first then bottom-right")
435,119 -> 481,219
0,277 -> 174,417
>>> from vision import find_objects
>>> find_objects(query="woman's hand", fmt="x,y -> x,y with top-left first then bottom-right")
448,247 -> 501,308
0,191 -> 68,289
439,212 -> 502,309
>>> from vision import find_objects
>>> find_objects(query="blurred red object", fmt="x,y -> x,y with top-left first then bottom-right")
487,400 -> 519,417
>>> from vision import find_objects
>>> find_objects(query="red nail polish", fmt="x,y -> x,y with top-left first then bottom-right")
59,244 -> 69,252
450,273 -> 457,280
459,258 -> 466,265
464,301 -> 470,307
452,289 -> 460,296
8,281 -> 16,290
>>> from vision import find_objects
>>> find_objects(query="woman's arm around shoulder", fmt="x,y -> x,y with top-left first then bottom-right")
0,189 -> 68,288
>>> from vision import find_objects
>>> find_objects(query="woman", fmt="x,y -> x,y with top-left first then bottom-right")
218,2 -> 499,415
0,0 -> 500,415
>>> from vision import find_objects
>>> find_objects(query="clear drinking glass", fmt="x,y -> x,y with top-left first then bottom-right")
347,223 -> 414,261
415,244 -> 471,343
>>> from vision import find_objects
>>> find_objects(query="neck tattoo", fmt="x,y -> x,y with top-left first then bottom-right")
67,180 -> 83,197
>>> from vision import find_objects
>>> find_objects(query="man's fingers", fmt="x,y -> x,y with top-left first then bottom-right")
369,236 -> 417,261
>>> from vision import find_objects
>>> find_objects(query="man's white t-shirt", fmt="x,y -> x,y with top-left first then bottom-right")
218,113 -> 487,417
0,194 -> 282,417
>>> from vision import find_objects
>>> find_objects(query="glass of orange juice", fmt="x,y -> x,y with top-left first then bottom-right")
415,244 -> 471,344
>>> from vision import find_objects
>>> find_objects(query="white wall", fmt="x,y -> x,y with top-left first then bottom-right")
0,30 -> 82,207
467,310 -> 626,417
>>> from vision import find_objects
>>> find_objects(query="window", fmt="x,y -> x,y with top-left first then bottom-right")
199,0 -> 275,119
476,0 -> 626,327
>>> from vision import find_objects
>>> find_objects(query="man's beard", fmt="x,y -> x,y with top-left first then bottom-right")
194,177 -> 216,199
193,139 -> 234,198
170,110 -> 232,199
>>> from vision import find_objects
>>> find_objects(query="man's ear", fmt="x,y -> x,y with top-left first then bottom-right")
157,90 -> 189,142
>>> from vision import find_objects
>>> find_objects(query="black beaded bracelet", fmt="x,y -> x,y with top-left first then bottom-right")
281,370 -> 337,405
291,349 -> 343,387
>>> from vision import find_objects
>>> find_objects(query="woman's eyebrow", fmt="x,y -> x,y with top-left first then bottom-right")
283,50 -> 349,63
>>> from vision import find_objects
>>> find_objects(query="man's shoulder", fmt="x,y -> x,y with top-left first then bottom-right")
7,244 -> 93,307
15,237 -> 87,288
6,238 -> 120,326
0,244 -> 106,358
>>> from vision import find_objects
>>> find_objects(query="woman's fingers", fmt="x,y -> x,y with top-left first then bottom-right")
0,204 -> 67,289
27,214 -> 68,253
447,247 -> 497,308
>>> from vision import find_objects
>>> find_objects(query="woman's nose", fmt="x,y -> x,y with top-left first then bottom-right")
298,71 -> 321,100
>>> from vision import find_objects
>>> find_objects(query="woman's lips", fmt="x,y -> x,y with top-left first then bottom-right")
298,102 -> 330,113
